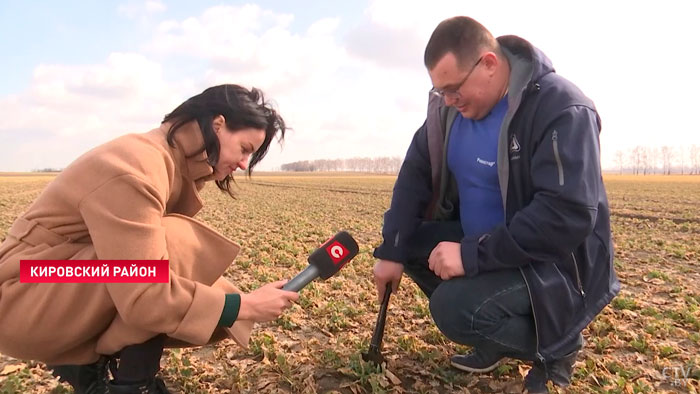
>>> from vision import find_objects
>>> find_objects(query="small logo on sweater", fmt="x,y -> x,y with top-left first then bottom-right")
476,157 -> 495,167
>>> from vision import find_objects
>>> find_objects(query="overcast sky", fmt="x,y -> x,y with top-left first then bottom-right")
1,0 -> 698,171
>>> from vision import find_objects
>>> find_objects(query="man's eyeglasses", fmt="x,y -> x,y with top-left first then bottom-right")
430,56 -> 483,100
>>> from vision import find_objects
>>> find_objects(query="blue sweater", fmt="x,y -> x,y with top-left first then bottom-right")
447,95 -> 508,237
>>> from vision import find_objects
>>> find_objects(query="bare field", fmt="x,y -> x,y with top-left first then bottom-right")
0,173 -> 698,393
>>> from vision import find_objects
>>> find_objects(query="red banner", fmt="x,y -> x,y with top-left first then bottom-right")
19,260 -> 170,283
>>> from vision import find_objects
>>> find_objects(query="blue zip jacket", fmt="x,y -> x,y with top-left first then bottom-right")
374,35 -> 620,361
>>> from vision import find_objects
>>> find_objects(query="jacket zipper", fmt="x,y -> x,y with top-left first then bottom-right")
520,268 -> 547,368
571,252 -> 586,300
552,130 -> 564,186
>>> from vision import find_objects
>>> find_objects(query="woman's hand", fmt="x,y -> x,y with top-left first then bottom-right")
237,280 -> 300,322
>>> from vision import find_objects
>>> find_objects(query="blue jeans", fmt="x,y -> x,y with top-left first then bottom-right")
402,221 -> 538,361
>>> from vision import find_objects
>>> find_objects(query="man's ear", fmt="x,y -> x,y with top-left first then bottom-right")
482,52 -> 499,71
212,115 -> 225,133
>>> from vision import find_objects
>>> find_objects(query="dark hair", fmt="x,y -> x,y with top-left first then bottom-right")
424,16 -> 499,70
163,84 -> 286,196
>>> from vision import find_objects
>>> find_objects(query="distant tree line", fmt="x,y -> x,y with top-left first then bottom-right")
612,145 -> 700,175
281,157 -> 403,173
31,168 -> 63,172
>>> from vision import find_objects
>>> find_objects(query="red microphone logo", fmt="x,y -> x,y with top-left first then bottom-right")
326,241 -> 349,264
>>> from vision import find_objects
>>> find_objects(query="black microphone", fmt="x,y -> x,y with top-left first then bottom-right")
282,231 -> 359,292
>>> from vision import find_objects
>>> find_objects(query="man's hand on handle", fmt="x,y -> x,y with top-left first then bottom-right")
373,259 -> 404,303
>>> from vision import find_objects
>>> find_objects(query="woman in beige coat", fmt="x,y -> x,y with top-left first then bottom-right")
0,84 -> 299,394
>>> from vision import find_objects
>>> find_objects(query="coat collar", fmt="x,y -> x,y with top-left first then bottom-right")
157,121 -> 216,216
161,121 -> 215,190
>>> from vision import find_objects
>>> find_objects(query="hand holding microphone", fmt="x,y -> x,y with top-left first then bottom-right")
237,231 -> 359,322
237,280 -> 299,322
282,231 -> 359,292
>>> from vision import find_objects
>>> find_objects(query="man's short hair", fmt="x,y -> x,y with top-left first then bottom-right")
424,16 -> 498,70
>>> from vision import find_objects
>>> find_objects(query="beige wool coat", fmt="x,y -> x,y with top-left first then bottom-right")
0,122 -> 253,365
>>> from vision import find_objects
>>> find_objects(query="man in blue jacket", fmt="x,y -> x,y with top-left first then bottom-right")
373,16 -> 619,393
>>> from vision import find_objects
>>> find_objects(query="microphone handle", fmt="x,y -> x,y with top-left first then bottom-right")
282,265 -> 320,292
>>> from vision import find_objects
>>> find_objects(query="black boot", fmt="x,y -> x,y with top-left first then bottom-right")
107,377 -> 170,394
524,335 -> 583,393
107,335 -> 169,393
524,349 -> 580,393
48,356 -> 110,394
